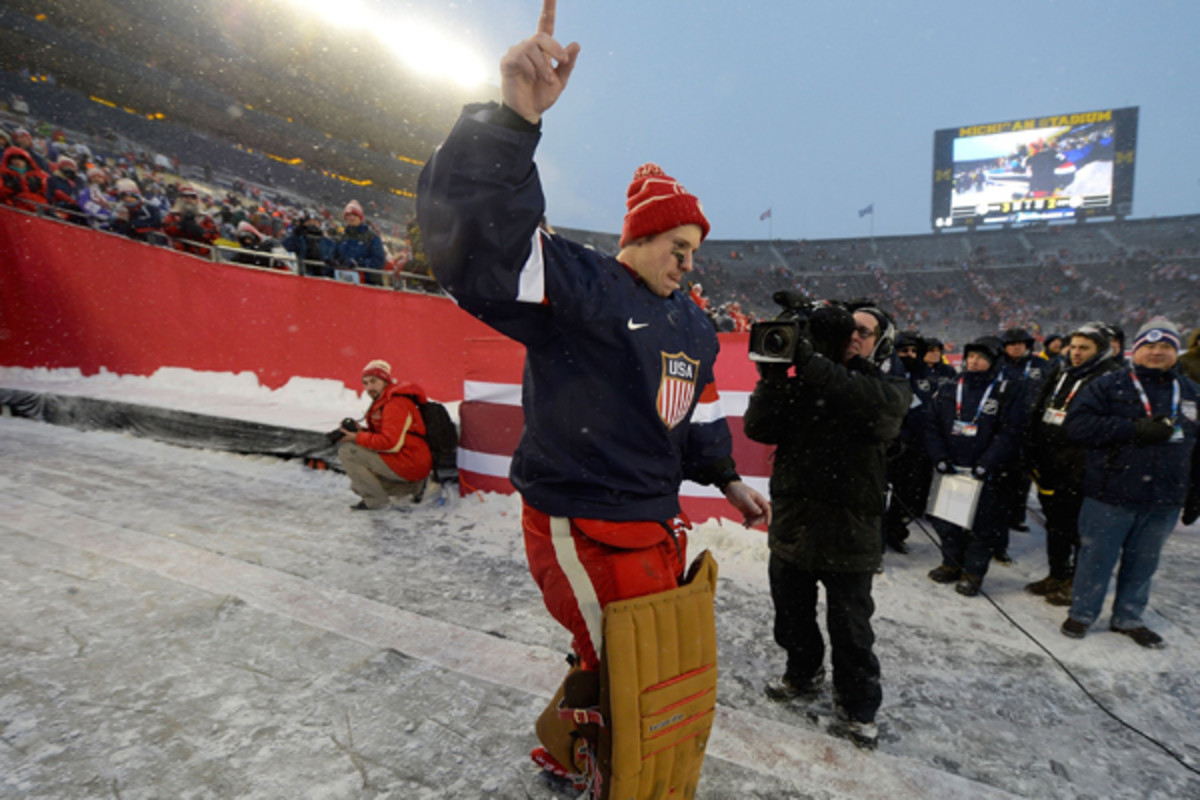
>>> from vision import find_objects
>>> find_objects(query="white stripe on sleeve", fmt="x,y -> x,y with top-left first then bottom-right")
516,229 -> 546,304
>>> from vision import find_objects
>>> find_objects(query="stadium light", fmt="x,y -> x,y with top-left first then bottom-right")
286,0 -> 489,88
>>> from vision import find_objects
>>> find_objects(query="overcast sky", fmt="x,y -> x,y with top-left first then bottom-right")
381,0 -> 1199,240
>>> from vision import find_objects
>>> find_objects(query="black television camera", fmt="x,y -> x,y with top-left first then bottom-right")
748,290 -> 829,364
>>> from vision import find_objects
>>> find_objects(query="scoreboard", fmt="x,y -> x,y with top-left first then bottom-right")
931,107 -> 1138,230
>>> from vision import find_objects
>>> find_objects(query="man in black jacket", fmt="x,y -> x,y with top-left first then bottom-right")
1025,323 -> 1121,605
745,303 -> 911,748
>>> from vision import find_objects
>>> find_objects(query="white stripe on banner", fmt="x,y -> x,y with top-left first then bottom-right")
549,515 -> 604,659
681,476 -> 770,498
516,230 -> 546,304
457,449 -> 512,477
463,381 -> 523,406
689,398 -> 726,425
717,390 -> 752,418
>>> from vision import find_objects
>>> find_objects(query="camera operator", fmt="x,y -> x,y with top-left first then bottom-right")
744,299 -> 911,749
332,359 -> 432,510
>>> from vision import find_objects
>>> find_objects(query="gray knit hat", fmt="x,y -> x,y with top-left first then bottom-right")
1132,317 -> 1182,352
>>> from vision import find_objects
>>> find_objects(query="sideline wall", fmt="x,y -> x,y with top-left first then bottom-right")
0,208 -> 493,400
2,208 -> 773,520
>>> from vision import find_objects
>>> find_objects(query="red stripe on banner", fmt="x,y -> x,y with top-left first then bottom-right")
464,337 -> 527,384
460,403 -> 525,454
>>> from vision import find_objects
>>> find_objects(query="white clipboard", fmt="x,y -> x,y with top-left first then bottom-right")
926,469 -> 983,529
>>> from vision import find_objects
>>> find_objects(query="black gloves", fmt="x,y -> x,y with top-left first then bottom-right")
935,461 -> 957,475
1133,415 -> 1174,445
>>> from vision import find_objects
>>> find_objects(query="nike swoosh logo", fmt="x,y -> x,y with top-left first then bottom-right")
627,319 -> 649,330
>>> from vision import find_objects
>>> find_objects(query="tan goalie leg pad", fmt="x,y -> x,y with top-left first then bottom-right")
597,550 -> 719,800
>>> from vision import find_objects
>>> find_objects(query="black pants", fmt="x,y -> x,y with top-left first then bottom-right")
884,446 -> 933,543
1037,485 -> 1084,579
930,478 -> 1006,579
768,553 -> 881,723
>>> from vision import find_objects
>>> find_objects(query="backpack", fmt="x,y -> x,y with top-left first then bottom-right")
403,395 -> 459,484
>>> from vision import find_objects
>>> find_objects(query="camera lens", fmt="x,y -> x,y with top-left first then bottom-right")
763,328 -> 792,357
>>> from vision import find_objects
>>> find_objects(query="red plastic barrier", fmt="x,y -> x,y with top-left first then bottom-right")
2,208 -> 775,522
0,207 -> 494,400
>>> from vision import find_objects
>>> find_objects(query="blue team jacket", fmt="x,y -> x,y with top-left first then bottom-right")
1066,365 -> 1200,508
417,104 -> 734,521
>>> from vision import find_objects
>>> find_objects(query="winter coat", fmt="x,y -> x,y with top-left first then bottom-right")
355,381 -> 433,482
744,354 -> 911,572
162,210 -> 219,256
1026,354 -> 1122,494
78,184 -> 113,222
1065,365 -> 1200,508
107,201 -> 163,241
0,147 -> 49,212
45,171 -> 83,218
332,223 -> 385,271
417,102 -> 738,522
999,353 -> 1050,421
923,362 -> 1025,477
282,224 -> 335,267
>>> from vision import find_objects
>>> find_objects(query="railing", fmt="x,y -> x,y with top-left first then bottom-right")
10,201 -> 447,297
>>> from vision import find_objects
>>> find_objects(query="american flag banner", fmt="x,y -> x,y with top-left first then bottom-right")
656,351 -> 700,430
759,208 -> 772,221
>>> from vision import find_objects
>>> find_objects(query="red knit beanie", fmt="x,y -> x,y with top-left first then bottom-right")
619,164 -> 710,248
362,359 -> 392,384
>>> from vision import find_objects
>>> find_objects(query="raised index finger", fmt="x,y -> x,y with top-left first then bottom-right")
537,0 -> 556,36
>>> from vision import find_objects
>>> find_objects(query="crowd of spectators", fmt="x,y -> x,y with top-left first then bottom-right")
0,114 -> 439,292
3,102 -> 1198,332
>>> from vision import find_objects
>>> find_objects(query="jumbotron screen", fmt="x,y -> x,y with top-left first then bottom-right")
931,107 -> 1138,229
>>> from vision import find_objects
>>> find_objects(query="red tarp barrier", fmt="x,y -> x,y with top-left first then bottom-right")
2,208 -> 773,521
0,207 -> 493,400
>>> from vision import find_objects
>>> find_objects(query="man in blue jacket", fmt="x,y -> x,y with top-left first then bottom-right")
331,200 -> 386,284
1062,317 -> 1200,647
416,0 -> 769,787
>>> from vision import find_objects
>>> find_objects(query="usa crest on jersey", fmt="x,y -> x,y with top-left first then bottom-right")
657,351 -> 700,429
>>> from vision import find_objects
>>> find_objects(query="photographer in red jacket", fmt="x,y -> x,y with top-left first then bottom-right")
335,360 -> 432,510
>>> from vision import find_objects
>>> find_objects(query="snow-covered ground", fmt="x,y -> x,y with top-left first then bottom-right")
1,367 -> 1198,799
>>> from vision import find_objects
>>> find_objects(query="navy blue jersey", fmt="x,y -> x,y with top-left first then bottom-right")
418,104 -> 734,521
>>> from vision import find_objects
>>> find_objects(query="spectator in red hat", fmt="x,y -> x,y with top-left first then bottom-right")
331,199 -> 386,284
334,359 -> 432,510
